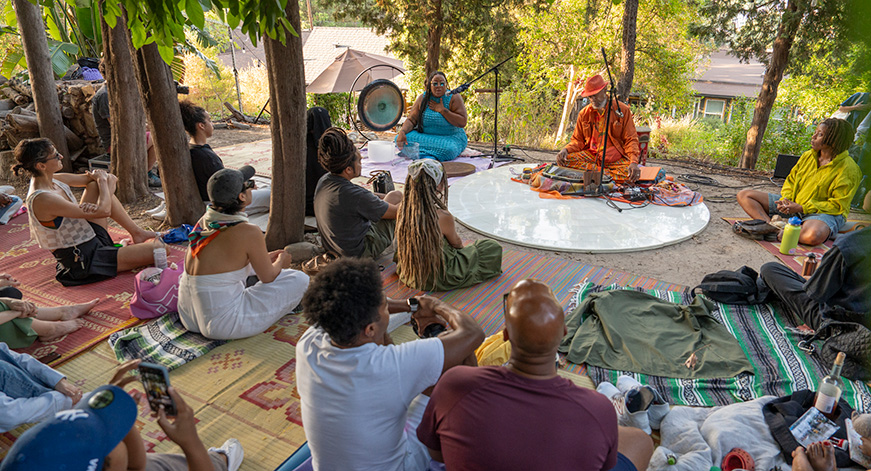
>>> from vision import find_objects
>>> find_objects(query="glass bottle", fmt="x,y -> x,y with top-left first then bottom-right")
814,351 -> 845,418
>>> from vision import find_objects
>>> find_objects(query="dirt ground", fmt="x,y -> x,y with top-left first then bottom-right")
5,125 -> 867,289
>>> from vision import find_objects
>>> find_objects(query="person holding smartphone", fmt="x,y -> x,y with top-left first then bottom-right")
0,360 -> 244,471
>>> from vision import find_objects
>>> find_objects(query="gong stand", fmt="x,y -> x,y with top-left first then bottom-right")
347,64 -> 407,139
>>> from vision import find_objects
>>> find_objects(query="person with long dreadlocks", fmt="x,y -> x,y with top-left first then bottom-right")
395,71 -> 468,162
737,117 -> 861,246
395,159 -> 502,291
177,166 -> 309,340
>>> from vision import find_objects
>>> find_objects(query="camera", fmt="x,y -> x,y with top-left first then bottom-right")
411,317 -> 447,339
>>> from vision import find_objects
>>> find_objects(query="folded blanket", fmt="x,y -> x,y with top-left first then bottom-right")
108,312 -> 227,370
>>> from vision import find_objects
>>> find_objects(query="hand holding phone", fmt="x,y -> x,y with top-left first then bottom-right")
138,362 -> 178,416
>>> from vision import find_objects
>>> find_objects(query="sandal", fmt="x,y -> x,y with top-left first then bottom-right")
722,447 -> 755,471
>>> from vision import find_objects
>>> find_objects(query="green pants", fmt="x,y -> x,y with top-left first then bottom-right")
361,219 -> 396,259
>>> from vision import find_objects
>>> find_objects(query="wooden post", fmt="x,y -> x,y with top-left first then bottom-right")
264,0 -> 306,249
12,0 -> 71,171
555,65 -> 576,145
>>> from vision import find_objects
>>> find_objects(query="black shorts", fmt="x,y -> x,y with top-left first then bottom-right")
52,221 -> 119,286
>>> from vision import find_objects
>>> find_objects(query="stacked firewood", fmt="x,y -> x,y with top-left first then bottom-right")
0,78 -> 105,159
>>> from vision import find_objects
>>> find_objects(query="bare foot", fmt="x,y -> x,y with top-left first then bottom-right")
131,231 -> 157,245
806,442 -> 836,471
60,298 -> 100,320
35,319 -> 85,342
792,447 -> 814,471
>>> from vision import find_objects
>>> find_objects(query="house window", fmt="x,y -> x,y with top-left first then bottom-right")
703,99 -> 726,119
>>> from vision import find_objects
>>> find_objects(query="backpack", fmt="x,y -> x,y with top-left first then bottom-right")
694,266 -> 772,305
799,306 -> 871,381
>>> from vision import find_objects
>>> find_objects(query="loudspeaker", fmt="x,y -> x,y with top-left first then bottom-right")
357,79 -> 404,132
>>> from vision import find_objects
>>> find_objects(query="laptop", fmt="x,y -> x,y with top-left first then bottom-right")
774,154 -> 800,179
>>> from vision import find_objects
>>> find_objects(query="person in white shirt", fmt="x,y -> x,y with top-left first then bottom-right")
296,257 -> 484,471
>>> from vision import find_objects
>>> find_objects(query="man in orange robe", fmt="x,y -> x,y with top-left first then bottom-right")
556,75 -> 641,184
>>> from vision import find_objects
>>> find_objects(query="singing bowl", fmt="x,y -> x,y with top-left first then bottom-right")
357,79 -> 405,131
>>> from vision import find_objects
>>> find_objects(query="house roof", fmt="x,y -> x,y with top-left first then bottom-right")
691,49 -> 766,99
216,27 -> 402,86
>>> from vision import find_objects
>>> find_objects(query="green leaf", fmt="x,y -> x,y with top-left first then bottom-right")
185,0 -> 205,28
1,48 -> 25,79
157,43 -> 175,64
75,6 -> 97,40
130,18 -> 146,48
46,38 -> 79,77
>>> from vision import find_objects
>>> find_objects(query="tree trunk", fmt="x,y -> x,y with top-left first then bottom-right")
263,0 -> 306,250
12,0 -> 71,171
740,0 -> 802,169
424,0 -> 443,78
134,43 -> 203,224
617,0 -> 638,103
100,3 -> 148,203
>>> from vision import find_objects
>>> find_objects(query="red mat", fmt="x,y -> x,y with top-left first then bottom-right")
0,214 -> 185,367
723,217 -> 833,274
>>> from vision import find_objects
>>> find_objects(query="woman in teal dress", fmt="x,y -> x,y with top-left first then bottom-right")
395,159 -> 502,291
395,71 -> 468,162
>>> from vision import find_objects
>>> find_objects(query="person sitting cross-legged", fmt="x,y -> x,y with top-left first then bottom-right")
556,74 -> 641,185
737,118 -> 861,246
296,257 -> 484,471
313,127 -> 403,258
417,279 -> 654,471
177,166 -> 309,340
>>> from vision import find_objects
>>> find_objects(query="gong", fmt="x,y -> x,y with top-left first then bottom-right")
357,79 -> 405,132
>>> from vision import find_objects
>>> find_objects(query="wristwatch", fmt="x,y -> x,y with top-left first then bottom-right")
407,297 -> 419,313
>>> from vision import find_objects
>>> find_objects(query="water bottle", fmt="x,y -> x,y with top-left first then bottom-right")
153,237 -> 168,269
779,216 -> 802,255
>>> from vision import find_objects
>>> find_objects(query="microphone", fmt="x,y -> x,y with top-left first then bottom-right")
450,83 -> 470,95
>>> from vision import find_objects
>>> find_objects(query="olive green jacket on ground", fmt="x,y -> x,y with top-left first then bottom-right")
559,290 -> 752,379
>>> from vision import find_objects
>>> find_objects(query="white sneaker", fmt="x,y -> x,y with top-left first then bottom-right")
150,210 -> 167,221
145,201 -> 165,215
616,375 -> 670,430
209,438 -> 244,471
597,381 -> 651,434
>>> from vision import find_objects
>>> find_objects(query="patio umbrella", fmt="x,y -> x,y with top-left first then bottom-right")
306,48 -> 405,94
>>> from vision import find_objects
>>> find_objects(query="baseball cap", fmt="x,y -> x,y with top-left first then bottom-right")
0,385 -> 137,471
207,165 -> 256,207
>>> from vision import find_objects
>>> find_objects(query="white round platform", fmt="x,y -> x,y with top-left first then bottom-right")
449,164 -> 710,253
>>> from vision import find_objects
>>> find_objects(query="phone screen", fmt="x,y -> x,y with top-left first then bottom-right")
139,363 -> 177,416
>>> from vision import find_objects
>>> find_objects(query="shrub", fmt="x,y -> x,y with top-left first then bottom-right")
182,51 -> 237,120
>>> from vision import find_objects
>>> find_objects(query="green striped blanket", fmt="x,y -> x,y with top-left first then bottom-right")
108,312 -> 227,370
573,282 -> 871,411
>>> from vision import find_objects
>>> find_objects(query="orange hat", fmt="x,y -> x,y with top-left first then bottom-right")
581,75 -> 607,97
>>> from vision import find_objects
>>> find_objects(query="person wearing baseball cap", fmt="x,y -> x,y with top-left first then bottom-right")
556,74 -> 641,185
176,166 -> 309,340
0,361 -> 243,471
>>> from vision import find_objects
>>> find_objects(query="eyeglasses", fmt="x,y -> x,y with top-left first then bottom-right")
431,81 -> 447,87
503,292 -> 510,317
244,180 -> 256,190
44,152 -> 63,162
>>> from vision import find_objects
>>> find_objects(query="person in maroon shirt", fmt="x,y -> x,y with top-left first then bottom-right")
417,279 -> 654,471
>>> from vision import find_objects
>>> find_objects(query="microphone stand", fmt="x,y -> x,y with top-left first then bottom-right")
594,48 -> 624,212
450,55 -> 521,162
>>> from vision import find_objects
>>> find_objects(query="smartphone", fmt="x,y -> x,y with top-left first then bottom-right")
138,362 -> 177,416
